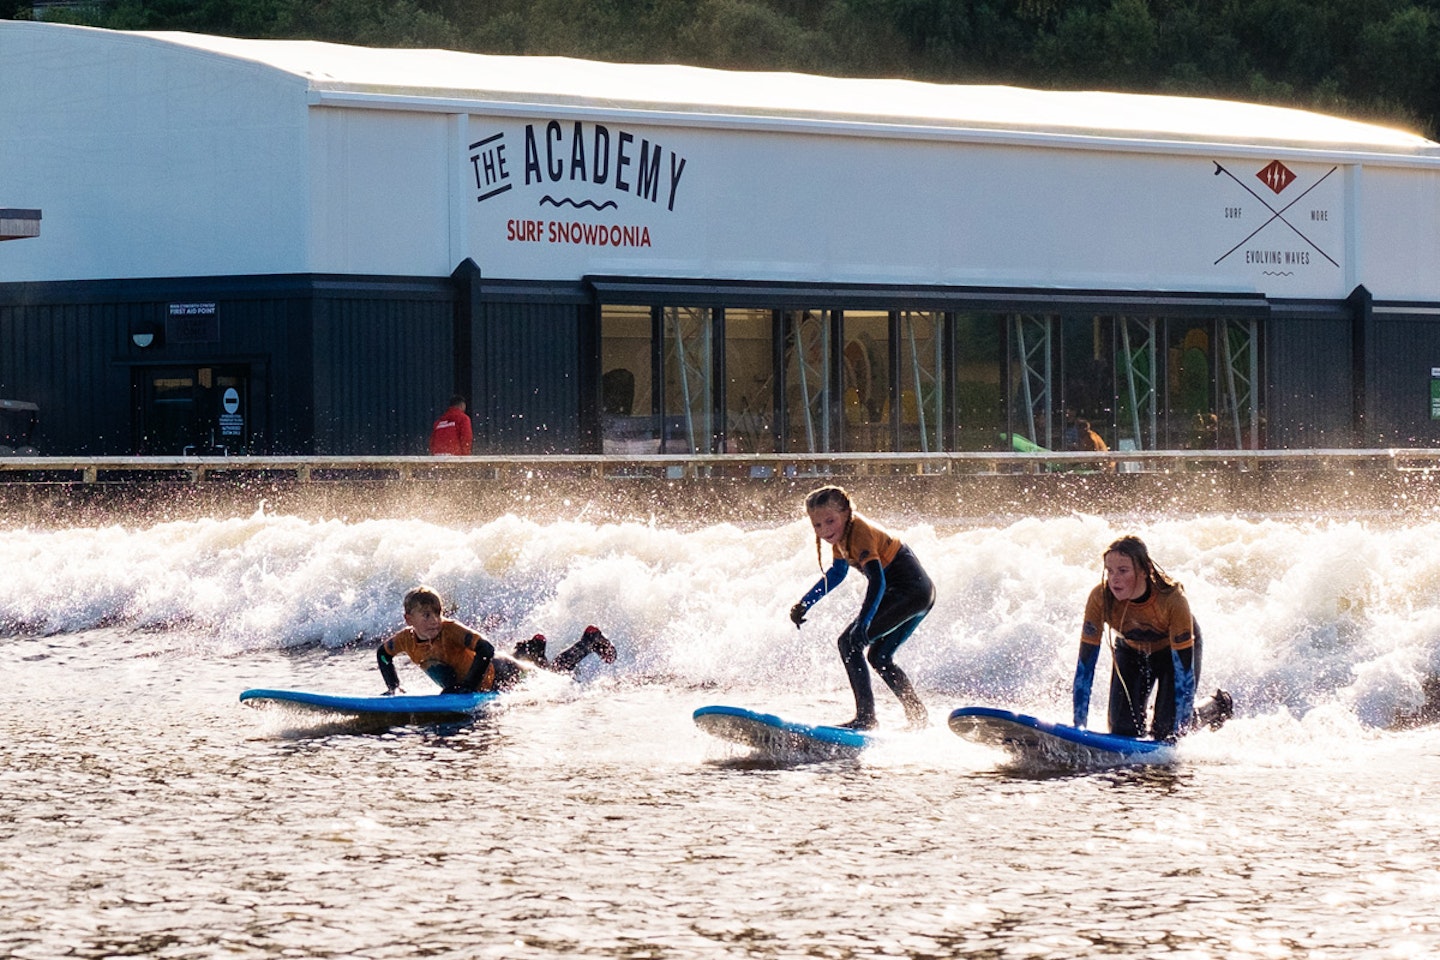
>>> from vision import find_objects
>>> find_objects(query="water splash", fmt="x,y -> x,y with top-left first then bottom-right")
3,506 -> 1438,729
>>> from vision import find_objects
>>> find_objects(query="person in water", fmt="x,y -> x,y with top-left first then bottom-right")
377,585 -> 616,694
1072,535 -> 1233,741
789,485 -> 935,730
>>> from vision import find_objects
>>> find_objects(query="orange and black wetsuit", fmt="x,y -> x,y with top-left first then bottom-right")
792,513 -> 934,728
376,619 -> 522,694
1072,582 -> 1201,740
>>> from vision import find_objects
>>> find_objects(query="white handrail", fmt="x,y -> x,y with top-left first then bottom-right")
0,448 -> 1435,483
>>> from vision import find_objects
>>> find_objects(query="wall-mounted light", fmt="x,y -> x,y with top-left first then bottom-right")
131,321 -> 162,349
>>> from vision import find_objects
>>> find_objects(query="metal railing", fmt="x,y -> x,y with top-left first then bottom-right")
0,448 -> 1436,484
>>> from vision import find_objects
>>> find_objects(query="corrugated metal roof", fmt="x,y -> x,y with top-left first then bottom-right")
110,27 -> 1435,154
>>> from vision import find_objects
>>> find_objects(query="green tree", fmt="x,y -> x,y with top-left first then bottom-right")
1349,5 -> 1439,126
11,0 -> 1439,135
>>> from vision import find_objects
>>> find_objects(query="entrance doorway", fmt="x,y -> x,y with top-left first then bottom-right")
134,365 -> 251,455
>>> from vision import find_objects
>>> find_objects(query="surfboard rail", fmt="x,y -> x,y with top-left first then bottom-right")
240,687 -> 497,718
693,704 -> 878,757
948,705 -> 1174,766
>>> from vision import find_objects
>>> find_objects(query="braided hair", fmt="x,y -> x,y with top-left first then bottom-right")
804,484 -> 854,574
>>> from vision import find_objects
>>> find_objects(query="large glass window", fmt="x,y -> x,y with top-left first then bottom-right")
783,309 -> 836,453
895,311 -> 948,452
724,308 -> 775,453
1168,320 -> 1212,449
661,306 -> 714,453
1111,316 -> 1158,452
842,311 -> 890,451
599,299 -> 1262,458
599,304 -> 656,454
1164,317 -> 1262,450
1057,315 -> 1116,452
1076,315 -> 1263,453
1008,314 -> 1057,451
955,313 -> 1006,452
1216,319 -> 1262,449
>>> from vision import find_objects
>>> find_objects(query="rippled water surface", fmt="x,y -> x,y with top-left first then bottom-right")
5,507 -> 1440,958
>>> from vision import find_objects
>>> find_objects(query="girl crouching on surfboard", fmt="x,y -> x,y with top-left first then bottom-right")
789,485 -> 934,730
1072,536 -> 1232,741
377,585 -> 616,694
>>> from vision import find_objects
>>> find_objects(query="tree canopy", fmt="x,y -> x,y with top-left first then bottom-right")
17,0 -> 1440,136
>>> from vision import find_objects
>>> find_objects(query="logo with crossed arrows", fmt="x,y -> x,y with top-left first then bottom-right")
1213,160 -> 1339,268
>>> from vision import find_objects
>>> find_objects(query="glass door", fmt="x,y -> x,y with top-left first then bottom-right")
135,365 -> 250,455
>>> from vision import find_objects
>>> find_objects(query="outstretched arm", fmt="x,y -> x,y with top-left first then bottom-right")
1072,642 -> 1100,728
450,637 -> 497,694
1171,644 -> 1197,738
791,557 -> 849,626
855,558 -> 886,636
377,642 -> 403,694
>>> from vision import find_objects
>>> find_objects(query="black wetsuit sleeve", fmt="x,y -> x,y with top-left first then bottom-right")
377,644 -> 401,691
1174,643 -> 1194,673
856,558 -> 885,632
457,636 -> 496,692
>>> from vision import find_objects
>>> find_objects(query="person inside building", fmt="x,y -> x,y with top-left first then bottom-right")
1075,419 -> 1108,452
428,394 -> 473,455
789,484 -> 934,730
1074,418 -> 1114,472
377,585 -> 616,695
1071,535 -> 1233,741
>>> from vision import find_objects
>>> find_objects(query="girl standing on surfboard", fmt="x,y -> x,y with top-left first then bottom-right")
789,485 -> 934,730
1072,536 -> 1232,741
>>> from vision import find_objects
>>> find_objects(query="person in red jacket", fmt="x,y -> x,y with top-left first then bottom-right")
428,395 -> 473,455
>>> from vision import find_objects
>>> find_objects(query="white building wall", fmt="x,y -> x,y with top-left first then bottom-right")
4,21 -> 1440,302
1355,166 -> 1440,301
457,114 -> 1361,298
307,108 -> 453,276
1,23 -> 312,282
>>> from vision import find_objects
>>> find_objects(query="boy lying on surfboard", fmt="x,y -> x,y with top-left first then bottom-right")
376,585 -> 617,695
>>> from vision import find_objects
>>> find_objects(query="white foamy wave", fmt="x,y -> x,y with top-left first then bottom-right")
3,507 -> 1439,728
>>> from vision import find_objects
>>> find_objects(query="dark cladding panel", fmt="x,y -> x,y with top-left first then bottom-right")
0,299 -> 129,454
1265,308 -> 1352,449
0,276 -> 323,455
474,300 -> 583,454
0,274 -> 454,456
311,292 -> 454,455
1366,307 -> 1440,446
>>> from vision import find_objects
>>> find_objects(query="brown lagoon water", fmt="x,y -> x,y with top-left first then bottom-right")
4,505 -> 1440,958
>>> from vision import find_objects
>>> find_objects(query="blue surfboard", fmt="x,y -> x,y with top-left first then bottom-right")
240,687 -> 498,719
948,705 -> 1174,766
693,705 -> 880,757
